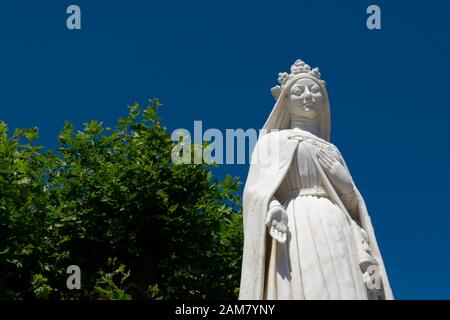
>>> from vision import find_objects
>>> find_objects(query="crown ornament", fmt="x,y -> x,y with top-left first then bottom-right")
271,59 -> 326,100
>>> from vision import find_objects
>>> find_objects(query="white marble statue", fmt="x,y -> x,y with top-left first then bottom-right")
239,59 -> 393,300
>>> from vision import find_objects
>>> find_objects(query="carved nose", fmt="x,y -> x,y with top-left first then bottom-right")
304,90 -> 314,103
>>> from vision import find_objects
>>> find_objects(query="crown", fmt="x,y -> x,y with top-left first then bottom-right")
271,59 -> 325,100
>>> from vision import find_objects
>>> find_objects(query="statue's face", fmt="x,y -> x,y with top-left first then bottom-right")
286,78 -> 323,119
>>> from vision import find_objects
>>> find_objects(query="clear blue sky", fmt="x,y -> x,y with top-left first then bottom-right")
1,0 -> 449,299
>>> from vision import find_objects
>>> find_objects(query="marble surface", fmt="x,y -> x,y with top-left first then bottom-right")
239,59 -> 393,300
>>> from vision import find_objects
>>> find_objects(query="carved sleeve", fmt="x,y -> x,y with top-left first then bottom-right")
268,195 -> 283,211
339,188 -> 358,215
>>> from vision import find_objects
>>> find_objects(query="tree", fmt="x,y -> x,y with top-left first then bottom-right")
0,99 -> 243,299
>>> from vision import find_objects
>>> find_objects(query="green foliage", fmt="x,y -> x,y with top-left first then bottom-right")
95,257 -> 131,300
0,99 -> 243,299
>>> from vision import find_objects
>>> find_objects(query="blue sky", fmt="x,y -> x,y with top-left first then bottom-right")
1,0 -> 449,299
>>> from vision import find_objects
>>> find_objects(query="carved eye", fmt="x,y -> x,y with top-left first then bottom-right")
292,87 -> 304,96
310,85 -> 320,93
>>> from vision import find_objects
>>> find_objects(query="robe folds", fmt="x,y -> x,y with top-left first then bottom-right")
238,128 -> 393,300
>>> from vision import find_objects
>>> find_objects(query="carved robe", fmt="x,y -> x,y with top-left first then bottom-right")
239,129 -> 393,300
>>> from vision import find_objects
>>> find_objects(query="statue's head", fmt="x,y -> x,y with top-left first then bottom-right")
285,77 -> 323,120
262,58 -> 331,141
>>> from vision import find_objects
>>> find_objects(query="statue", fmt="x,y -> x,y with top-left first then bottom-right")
239,59 -> 393,300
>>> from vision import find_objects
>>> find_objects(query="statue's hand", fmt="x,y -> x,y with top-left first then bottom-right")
317,149 -> 353,195
265,206 -> 288,244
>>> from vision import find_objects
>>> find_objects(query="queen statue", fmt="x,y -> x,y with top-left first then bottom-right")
239,59 -> 393,300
